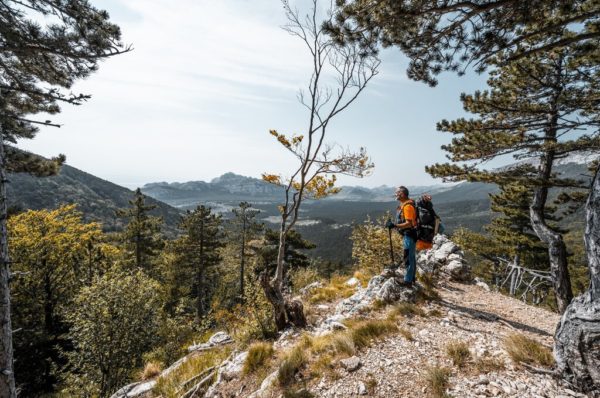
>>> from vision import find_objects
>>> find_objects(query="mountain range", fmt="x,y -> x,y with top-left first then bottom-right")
8,152 -> 595,263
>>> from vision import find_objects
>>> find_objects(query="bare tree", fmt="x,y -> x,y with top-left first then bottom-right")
261,0 -> 379,331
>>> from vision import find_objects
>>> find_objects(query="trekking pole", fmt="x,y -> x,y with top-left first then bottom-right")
387,220 -> 395,265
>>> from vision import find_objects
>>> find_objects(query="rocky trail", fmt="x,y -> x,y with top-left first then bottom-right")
310,280 -> 580,398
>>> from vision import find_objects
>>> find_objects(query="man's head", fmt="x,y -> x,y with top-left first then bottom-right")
395,186 -> 409,201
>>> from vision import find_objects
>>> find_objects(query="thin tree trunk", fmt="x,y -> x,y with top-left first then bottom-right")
0,124 -> 16,397
239,216 -> 246,304
530,174 -> 573,313
529,106 -> 573,313
196,221 -> 204,321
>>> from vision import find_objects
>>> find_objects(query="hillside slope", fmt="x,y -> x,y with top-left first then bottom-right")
8,164 -> 182,234
112,236 -> 589,398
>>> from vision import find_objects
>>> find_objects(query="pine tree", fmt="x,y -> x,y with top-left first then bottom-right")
487,182 -> 550,271
327,0 -> 599,85
116,189 -> 164,273
177,205 -> 225,321
0,3 -> 127,394
257,228 -> 316,277
230,202 -> 263,303
426,43 -> 599,313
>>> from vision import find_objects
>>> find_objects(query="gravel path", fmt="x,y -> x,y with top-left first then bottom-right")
311,281 -> 592,398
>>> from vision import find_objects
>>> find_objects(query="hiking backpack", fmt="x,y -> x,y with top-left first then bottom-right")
415,199 -> 437,243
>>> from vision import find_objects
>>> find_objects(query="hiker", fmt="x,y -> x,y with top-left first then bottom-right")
415,194 -> 442,251
385,186 -> 417,285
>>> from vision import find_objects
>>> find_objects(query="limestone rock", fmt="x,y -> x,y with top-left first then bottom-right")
188,331 -> 233,352
340,356 -> 362,372
375,277 -> 417,304
220,351 -> 248,381
300,281 -> 322,295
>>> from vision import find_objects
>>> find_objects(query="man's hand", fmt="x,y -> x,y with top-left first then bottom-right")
385,219 -> 395,229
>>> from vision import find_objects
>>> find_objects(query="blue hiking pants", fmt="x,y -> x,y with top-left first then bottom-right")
403,234 -> 416,283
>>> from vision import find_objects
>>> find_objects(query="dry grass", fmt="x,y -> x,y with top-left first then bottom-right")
140,361 -> 163,380
347,319 -> 398,349
473,356 -> 506,373
424,365 -> 452,398
310,333 -> 356,357
153,347 -> 230,398
446,340 -> 471,368
504,333 -> 554,367
283,388 -> 315,398
398,328 -> 414,341
428,309 -> 443,317
244,342 -> 275,375
278,345 -> 308,387
309,275 -> 356,304
387,302 -> 426,319
416,272 -> 441,302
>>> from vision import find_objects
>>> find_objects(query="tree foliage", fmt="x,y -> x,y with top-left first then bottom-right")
327,0 -> 600,85
8,205 -> 118,395
116,188 -> 164,273
174,205 -> 225,321
63,269 -> 162,398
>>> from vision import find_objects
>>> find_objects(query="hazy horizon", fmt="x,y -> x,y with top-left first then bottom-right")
17,0 -> 498,189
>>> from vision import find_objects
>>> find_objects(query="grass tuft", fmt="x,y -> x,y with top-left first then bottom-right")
243,342 -> 274,375
398,328 -> 414,341
278,345 -> 308,387
348,319 -> 398,349
309,275 -> 356,304
283,388 -> 315,398
445,340 -> 471,368
473,356 -> 506,373
504,333 -> 553,367
424,365 -> 452,398
153,348 -> 229,398
388,302 -> 426,319
140,361 -> 162,380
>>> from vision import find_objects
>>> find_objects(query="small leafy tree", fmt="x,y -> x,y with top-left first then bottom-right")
63,269 -> 162,398
8,205 -> 118,395
116,188 -> 164,273
260,0 -> 378,331
351,215 -> 403,276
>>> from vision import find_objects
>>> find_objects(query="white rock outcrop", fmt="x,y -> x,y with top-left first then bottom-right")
417,234 -> 471,281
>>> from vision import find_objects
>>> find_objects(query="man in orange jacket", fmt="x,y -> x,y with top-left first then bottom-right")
386,186 -> 417,285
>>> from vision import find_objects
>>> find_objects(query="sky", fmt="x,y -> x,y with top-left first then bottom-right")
18,0 -> 492,189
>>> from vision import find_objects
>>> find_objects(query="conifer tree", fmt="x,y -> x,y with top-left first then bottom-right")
0,3 -> 127,394
177,205 -> 225,321
231,202 -> 263,303
426,43 -> 599,313
116,189 -> 164,273
486,182 -> 550,271
327,0 -> 600,85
